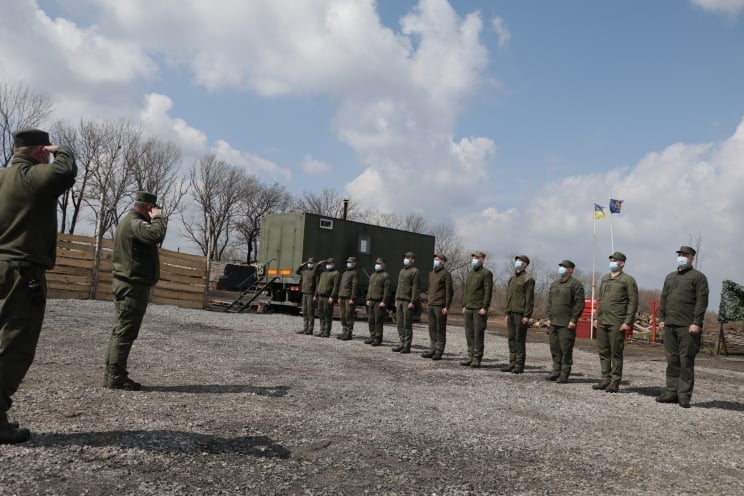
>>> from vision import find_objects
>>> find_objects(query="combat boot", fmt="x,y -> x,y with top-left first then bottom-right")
556,373 -> 569,384
340,332 -> 352,341
371,340 -> 382,346
655,394 -> 678,404
470,358 -> 481,368
545,372 -> 560,381
501,364 -> 515,372
605,382 -> 619,393
391,345 -> 402,352
0,423 -> 31,445
400,346 -> 411,354
336,330 -> 345,339
459,357 -> 473,366
296,329 -> 308,334
421,351 -> 434,358
431,351 -> 442,361
592,380 -> 611,390
364,337 -> 374,344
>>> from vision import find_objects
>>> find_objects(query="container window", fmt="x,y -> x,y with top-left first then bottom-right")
319,218 -> 333,230
359,235 -> 370,255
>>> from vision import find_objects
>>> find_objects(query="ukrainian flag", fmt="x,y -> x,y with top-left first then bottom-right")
594,204 -> 605,219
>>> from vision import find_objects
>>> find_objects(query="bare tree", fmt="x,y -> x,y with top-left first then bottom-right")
0,81 -> 53,167
295,187 -> 361,219
235,181 -> 293,263
182,154 -> 250,261
128,136 -> 189,226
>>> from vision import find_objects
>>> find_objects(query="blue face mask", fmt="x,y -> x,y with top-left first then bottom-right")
403,258 -> 411,267
471,258 -> 480,269
558,266 -> 567,276
307,263 -> 314,270
677,256 -> 690,268
346,263 -> 353,270
609,261 -> 620,272
374,263 -> 382,272
433,260 -> 442,269
514,260 -> 524,270
326,264 -> 334,271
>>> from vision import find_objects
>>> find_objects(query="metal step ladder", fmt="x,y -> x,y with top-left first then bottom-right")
223,274 -> 279,313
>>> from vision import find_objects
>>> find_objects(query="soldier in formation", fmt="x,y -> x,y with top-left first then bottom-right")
502,255 -> 535,374
460,251 -> 494,369
315,258 -> 340,337
336,257 -> 359,341
296,257 -> 322,335
422,254 -> 453,360
393,252 -> 420,354
365,257 -> 391,347
545,260 -> 585,383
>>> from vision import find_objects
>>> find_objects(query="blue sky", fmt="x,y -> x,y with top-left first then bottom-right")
2,0 -> 743,308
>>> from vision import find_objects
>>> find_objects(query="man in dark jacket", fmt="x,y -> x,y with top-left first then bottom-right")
545,260 -> 585,383
460,251 -> 493,368
592,251 -> 638,393
104,191 -> 166,391
423,254 -> 453,360
393,251 -> 420,354
502,255 -> 535,374
656,245 -> 709,408
0,129 -> 76,443
365,257 -> 391,346
337,257 -> 359,341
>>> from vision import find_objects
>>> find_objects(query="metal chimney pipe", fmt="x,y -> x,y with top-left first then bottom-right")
343,199 -> 349,220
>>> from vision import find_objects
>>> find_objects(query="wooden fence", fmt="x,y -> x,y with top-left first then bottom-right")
47,233 -> 208,309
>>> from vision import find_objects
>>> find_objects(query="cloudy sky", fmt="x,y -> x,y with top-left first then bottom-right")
2,0 -> 743,308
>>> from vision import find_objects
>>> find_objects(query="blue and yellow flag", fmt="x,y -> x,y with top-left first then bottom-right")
609,198 -> 623,214
594,204 -> 605,219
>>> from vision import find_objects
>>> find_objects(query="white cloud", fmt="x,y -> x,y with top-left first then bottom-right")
139,93 -> 208,155
491,16 -> 512,48
456,117 -> 744,307
212,140 -> 292,183
301,155 -> 331,176
690,0 -> 744,15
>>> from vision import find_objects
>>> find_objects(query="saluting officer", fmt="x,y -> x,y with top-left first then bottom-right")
0,129 -> 76,444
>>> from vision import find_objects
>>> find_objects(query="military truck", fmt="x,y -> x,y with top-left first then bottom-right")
255,212 -> 435,315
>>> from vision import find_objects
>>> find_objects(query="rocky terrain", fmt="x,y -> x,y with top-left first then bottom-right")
1,299 -> 743,495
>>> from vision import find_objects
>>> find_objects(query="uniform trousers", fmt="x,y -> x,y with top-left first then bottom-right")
0,262 -> 46,419
338,297 -> 355,334
301,293 -> 315,333
316,297 -> 333,336
367,301 -> 385,341
395,299 -> 413,347
427,305 -> 447,353
548,325 -> 576,375
464,308 -> 487,360
105,278 -> 150,383
663,325 -> 701,400
596,323 -> 625,384
506,312 -> 528,368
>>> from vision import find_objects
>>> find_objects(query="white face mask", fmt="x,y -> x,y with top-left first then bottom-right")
677,256 -> 690,268
514,260 -> 524,270
346,263 -> 353,270
558,266 -> 567,276
471,258 -> 480,268
307,263 -> 314,270
609,261 -> 620,272
403,257 -> 411,267
325,264 -> 334,271
433,260 -> 442,269
374,263 -> 382,272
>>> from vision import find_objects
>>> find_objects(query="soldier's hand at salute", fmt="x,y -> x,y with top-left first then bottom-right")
149,207 -> 162,219
43,145 -> 59,153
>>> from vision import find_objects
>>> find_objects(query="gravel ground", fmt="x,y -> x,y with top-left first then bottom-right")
1,299 -> 743,496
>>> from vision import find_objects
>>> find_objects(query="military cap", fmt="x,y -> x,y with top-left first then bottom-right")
559,259 -> 576,269
676,245 -> 696,256
306,257 -> 316,263
515,254 -> 530,265
135,191 -> 158,205
471,250 -> 487,258
346,256 -> 357,263
326,258 -> 335,264
608,251 -> 627,262
375,257 -> 385,264
404,251 -> 416,258
13,128 -> 51,148
433,254 -> 448,263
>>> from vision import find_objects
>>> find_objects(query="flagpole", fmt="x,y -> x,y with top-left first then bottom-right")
609,195 -> 615,253
591,198 -> 597,340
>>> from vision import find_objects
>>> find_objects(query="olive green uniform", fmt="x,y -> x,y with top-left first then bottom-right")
427,267 -> 453,354
367,270 -> 391,344
659,267 -> 709,402
547,275 -> 585,376
595,271 -> 638,386
504,270 -> 535,371
338,268 -> 359,339
0,146 -> 76,427
297,264 -> 321,334
315,268 -> 340,337
395,266 -> 420,351
105,209 -> 166,385
462,266 -> 493,362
